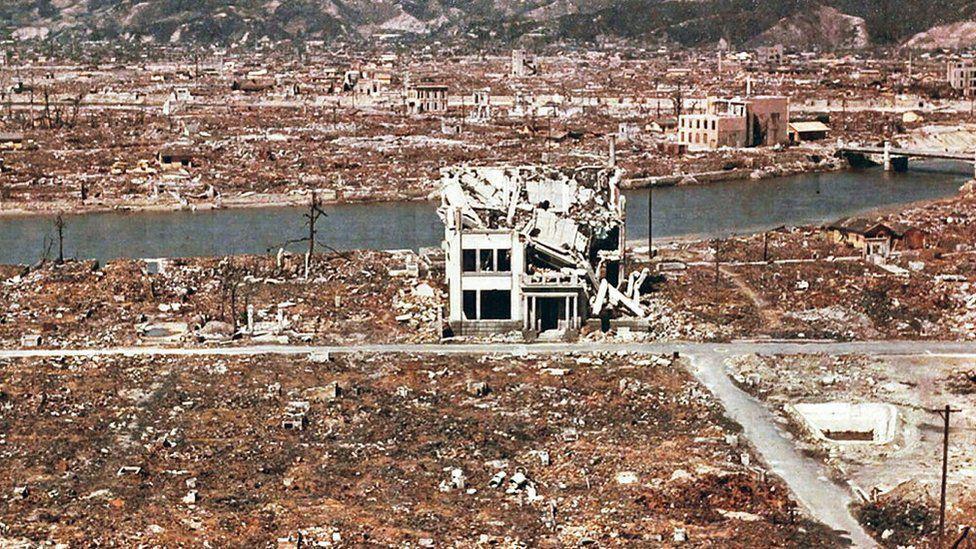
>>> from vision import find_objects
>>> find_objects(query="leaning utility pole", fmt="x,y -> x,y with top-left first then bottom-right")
713,240 -> 721,284
303,191 -> 327,279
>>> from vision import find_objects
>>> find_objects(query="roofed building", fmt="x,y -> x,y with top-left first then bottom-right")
825,217 -> 925,259
789,121 -> 830,143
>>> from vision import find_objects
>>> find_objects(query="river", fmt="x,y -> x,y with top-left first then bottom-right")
0,163 -> 969,265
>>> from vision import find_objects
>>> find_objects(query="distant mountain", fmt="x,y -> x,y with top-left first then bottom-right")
1,0 -> 974,50
751,5 -> 869,50
904,20 -> 976,50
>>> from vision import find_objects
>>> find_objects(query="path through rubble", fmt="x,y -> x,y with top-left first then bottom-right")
688,351 -> 877,548
719,265 -> 783,329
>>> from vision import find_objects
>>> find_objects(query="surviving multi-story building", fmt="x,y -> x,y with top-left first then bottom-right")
406,84 -> 449,114
511,49 -> 538,77
439,165 -> 647,340
678,96 -> 789,149
947,61 -> 976,97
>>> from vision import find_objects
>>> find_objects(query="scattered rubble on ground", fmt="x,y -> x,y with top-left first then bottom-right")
727,353 -> 976,547
0,352 -> 840,546
0,250 -> 444,348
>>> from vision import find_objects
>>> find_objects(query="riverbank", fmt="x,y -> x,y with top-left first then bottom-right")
0,189 -> 435,218
0,167 -> 965,266
0,146 -> 844,219
624,149 -> 845,189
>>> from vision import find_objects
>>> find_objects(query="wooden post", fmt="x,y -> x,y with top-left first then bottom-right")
932,404 -> 961,542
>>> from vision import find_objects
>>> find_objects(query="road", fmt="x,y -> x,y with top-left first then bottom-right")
690,351 -> 878,547
5,338 -> 974,547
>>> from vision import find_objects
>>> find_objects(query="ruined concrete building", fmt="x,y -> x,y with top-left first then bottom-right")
439,165 -> 647,340
472,89 -> 492,121
406,84 -> 449,114
511,49 -> 538,78
678,96 -> 789,149
947,61 -> 976,97
756,44 -> 785,65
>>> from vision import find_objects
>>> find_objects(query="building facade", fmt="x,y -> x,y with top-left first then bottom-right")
406,84 -> 449,114
948,61 -> 976,97
439,166 -> 628,340
678,96 -> 789,149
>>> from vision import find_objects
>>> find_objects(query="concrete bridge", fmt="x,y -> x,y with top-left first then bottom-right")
839,141 -> 976,178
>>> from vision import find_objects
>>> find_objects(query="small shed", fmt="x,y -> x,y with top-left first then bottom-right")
789,121 -> 830,143
825,217 -> 925,252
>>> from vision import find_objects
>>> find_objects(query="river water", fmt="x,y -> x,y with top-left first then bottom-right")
0,163 -> 969,265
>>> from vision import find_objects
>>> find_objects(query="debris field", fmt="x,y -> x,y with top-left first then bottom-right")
0,352 -> 842,547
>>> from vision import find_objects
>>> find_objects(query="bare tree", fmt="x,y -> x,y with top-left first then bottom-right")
53,213 -> 66,265
218,260 -> 244,330
303,190 -> 327,279
26,72 -> 35,130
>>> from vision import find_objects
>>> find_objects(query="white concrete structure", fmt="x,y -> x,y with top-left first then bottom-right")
948,61 -> 976,97
439,165 -> 627,339
791,402 -> 899,445
472,89 -> 492,121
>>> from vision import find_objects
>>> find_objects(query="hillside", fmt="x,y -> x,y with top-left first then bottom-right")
0,0 -> 974,49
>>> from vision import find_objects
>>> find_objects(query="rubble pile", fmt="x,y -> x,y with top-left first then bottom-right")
643,267 -> 759,340
392,279 -> 444,339
0,251 -> 445,348
0,352 -> 840,546
856,480 -> 938,548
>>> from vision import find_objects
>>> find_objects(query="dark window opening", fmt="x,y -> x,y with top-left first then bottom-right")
536,297 -> 565,331
480,290 -> 511,320
462,249 -> 476,272
480,249 -> 494,271
463,290 -> 477,319
497,249 -> 511,272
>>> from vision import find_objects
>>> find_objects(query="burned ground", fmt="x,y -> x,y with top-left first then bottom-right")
0,352 -> 841,546
0,250 -> 444,348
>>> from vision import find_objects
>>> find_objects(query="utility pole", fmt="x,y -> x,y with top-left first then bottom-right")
304,191 -> 327,279
647,188 -> 653,262
713,240 -> 721,284
931,404 -> 961,542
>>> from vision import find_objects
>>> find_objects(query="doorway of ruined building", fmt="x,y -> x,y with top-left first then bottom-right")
537,297 -> 564,332
750,113 -> 766,147
524,293 -> 580,340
